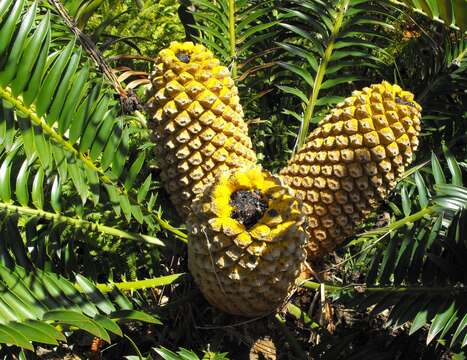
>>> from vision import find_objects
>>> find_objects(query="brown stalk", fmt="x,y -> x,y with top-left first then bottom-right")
48,0 -> 141,113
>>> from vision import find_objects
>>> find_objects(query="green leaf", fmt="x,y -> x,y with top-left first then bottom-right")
137,174 -> 152,204
414,171 -> 429,208
8,321 -> 59,345
36,39 -> 76,117
101,119 -> 123,169
276,85 -> 309,103
401,184 -> 411,216
50,175 -> 61,212
0,324 -> 33,350
51,145 -> 68,180
58,65 -> 89,133
89,109 -> 115,160
26,319 -> 66,342
112,125 -> 129,179
409,297 -> 443,335
0,1 -> 15,24
278,62 -> 314,87
11,11 -> 50,95
451,312 -> 467,347
0,1 -> 36,86
31,167 -> 44,209
47,50 -> 82,124
125,152 -> 146,191
79,94 -> 111,153
93,314 -> 122,337
431,152 -> 446,185
379,234 -> 399,285
0,0 -> 26,56
33,124 -> 52,169
156,347 -> 193,360
68,161 -> 88,204
43,310 -> 110,342
111,310 -> 162,325
119,194 -> 132,222
75,274 -> 115,315
0,156 -> 12,202
427,301 -> 456,344
69,81 -> 101,143
22,32 -> 51,106
443,144 -> 463,186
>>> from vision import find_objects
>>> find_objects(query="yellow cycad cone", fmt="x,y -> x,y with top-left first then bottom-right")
280,81 -> 422,258
188,167 -> 307,317
146,41 -> 257,216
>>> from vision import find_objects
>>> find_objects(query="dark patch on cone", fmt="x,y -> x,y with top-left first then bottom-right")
230,190 -> 268,228
395,96 -> 415,107
176,52 -> 191,63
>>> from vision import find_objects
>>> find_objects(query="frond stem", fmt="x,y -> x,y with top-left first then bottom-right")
0,86 -> 187,242
295,0 -> 350,152
362,206 -> 436,236
302,281 -> 466,295
47,0 -> 141,112
91,273 -> 185,293
228,0 -> 237,78
0,201 -> 164,246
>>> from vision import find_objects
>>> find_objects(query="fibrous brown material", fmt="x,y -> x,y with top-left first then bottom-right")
146,41 -> 257,216
280,81 -> 422,259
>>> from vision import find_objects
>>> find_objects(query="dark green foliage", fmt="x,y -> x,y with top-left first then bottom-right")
0,263 -> 160,350
80,0 -> 185,57
277,0 -> 396,149
328,152 -> 467,350
0,0 -> 184,352
398,0 -> 467,32
155,346 -> 229,360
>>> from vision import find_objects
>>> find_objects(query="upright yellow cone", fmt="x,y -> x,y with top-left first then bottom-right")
146,42 -> 256,216
188,167 -> 307,317
280,81 -> 422,258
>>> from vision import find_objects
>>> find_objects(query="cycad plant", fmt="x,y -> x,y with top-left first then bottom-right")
0,0 -> 466,358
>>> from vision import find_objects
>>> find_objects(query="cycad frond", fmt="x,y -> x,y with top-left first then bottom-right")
277,0 -> 395,150
155,346 -> 230,360
0,264 -> 161,350
311,151 -> 467,349
188,0 -> 278,78
398,31 -> 466,102
390,31 -> 466,163
0,0 -> 186,244
394,0 -> 467,32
